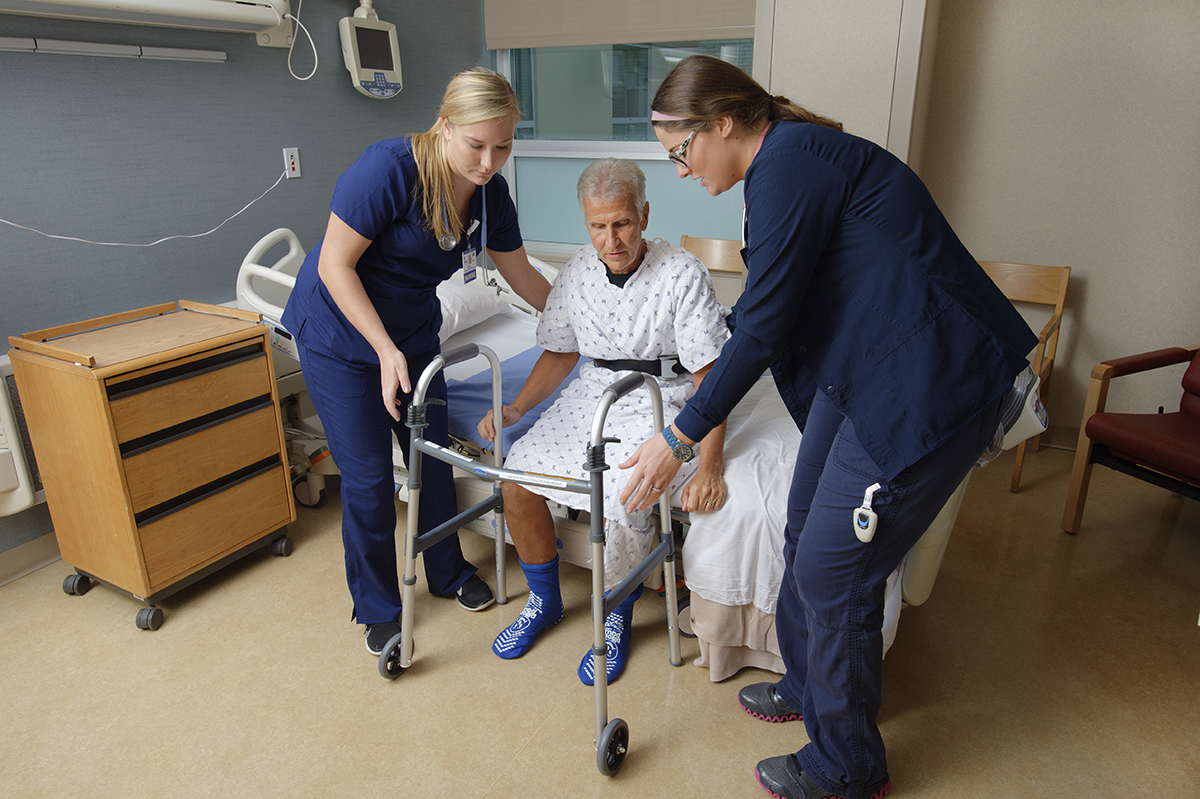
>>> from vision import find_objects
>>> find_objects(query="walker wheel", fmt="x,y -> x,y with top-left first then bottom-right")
379,631 -> 408,680
62,573 -> 92,596
136,606 -> 164,631
597,718 -> 629,776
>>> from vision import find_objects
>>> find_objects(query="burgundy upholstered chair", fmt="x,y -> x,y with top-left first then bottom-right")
1062,344 -> 1200,533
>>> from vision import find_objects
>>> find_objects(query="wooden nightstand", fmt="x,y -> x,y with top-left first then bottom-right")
7,301 -> 297,629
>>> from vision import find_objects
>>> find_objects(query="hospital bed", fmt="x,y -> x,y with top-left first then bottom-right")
236,228 -> 970,686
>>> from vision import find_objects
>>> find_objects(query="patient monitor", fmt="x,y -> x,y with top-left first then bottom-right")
339,3 -> 402,99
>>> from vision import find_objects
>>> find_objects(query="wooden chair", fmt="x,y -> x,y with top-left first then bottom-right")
680,236 -> 745,310
1061,345 -> 1200,533
978,261 -> 1071,492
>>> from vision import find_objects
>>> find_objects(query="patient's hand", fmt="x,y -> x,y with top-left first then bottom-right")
681,471 -> 727,514
477,405 -> 523,443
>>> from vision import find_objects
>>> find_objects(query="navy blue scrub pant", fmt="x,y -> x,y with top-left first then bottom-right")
773,389 -> 1000,799
296,343 -> 476,626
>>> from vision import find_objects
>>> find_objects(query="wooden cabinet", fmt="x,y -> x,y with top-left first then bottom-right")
7,301 -> 296,629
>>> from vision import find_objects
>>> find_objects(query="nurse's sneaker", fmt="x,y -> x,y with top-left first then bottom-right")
455,574 -> 495,611
365,621 -> 401,656
754,754 -> 891,799
739,682 -> 803,722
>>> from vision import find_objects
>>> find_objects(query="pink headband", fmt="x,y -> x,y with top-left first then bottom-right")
650,110 -> 689,122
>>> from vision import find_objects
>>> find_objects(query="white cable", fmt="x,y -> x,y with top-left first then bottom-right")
285,0 -> 318,81
0,169 -> 288,248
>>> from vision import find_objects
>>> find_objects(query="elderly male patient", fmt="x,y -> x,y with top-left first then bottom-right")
477,158 -> 730,685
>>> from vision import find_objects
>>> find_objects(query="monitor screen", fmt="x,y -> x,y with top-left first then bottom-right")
355,26 -> 393,71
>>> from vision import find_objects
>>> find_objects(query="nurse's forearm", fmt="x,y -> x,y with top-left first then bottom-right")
316,213 -> 397,359
489,246 -> 552,312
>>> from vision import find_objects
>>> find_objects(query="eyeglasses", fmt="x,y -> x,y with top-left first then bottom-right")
668,130 -> 697,168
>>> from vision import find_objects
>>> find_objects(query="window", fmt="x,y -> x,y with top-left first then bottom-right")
508,41 -> 753,142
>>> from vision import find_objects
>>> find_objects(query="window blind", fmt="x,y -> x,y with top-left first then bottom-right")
484,0 -> 754,50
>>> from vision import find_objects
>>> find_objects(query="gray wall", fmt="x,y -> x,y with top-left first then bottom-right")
0,0 -> 487,552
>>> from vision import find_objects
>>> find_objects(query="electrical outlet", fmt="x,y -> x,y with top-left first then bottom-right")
283,147 -> 301,178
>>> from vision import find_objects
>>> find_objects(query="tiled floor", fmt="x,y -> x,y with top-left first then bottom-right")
2,446 -> 1197,797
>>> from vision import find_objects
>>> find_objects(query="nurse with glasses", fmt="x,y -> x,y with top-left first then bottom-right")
620,55 -> 1036,799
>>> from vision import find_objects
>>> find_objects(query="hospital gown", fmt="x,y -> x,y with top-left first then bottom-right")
503,239 -> 730,588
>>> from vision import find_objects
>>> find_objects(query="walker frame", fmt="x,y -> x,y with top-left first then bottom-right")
377,343 -> 683,776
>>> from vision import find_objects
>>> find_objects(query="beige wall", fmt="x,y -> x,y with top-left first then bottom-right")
919,0 -> 1200,447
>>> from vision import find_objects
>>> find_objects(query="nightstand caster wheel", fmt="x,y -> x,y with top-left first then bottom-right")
379,632 -> 408,680
136,606 -> 164,631
272,536 -> 293,557
597,718 -> 629,776
62,573 -> 91,596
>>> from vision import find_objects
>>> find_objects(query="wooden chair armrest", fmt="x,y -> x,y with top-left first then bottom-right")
1037,311 -> 1062,343
1102,346 -> 1197,378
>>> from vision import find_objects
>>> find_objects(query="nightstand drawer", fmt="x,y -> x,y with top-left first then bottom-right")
123,404 -> 283,515
139,464 -> 292,591
108,347 -> 272,445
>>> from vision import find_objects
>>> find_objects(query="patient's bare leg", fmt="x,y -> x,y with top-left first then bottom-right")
492,482 -> 564,659
501,482 -> 558,564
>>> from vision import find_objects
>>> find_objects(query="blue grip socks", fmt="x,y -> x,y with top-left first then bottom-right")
492,555 -> 564,659
578,582 -> 643,686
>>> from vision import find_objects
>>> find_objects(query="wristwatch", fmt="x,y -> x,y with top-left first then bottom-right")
662,426 -> 695,463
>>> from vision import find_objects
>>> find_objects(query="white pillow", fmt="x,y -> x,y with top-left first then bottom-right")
437,279 -> 510,342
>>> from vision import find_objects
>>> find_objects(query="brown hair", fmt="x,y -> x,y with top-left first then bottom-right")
410,67 -> 522,243
651,54 -> 842,134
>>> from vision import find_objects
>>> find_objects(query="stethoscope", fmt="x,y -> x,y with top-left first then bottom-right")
437,184 -> 486,251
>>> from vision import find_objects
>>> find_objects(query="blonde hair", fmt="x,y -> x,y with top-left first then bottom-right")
651,54 -> 842,135
410,67 -> 521,244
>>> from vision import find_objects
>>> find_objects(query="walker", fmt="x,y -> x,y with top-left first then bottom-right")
377,342 -> 683,776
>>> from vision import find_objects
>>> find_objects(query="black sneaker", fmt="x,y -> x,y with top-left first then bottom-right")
455,574 -> 495,611
754,754 -> 891,799
739,681 -> 803,722
365,621 -> 401,655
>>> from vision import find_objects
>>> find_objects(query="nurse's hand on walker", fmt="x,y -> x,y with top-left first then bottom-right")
619,425 -> 689,512
378,345 -> 411,422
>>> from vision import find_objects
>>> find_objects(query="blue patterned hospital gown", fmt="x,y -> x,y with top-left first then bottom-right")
503,239 -> 730,588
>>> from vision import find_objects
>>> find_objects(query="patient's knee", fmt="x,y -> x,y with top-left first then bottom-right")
501,482 -> 545,523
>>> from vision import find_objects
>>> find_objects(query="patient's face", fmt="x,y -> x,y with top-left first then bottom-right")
582,195 -> 649,274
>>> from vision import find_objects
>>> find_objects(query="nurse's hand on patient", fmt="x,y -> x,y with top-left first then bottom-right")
379,348 -> 410,422
619,435 -> 683,513
477,405 -> 522,443
681,471 -> 727,514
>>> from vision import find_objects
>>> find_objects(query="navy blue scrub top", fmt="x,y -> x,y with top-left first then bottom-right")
672,121 -> 1037,478
282,137 -> 523,364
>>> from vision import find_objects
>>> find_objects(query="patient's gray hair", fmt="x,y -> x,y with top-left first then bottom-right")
577,158 -> 647,218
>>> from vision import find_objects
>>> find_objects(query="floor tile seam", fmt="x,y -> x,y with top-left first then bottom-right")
479,691 -> 573,796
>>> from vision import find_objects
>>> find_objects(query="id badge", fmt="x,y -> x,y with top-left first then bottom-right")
462,247 -> 477,283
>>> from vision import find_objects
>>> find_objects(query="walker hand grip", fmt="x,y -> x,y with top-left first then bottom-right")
440,343 -> 481,367
604,373 -> 646,401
